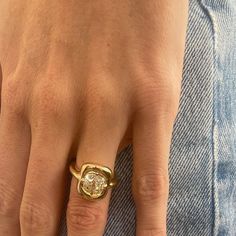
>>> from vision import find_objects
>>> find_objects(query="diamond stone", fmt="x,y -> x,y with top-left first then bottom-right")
80,170 -> 107,198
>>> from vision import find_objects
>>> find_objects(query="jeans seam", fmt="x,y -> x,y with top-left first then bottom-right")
198,1 -> 219,236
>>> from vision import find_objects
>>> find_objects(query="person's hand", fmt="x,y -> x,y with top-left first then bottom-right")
0,1 -> 188,235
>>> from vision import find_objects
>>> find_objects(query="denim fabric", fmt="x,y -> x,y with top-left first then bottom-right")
59,0 -> 236,235
206,0 -> 236,235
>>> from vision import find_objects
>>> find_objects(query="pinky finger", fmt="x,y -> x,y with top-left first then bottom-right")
132,108 -> 176,236
0,63 -> 2,113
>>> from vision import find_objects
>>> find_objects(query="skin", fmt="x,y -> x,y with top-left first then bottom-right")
0,1 -> 188,236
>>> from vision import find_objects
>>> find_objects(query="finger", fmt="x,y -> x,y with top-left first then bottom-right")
19,122 -> 73,236
117,124 -> 132,154
0,114 -> 31,235
132,101 -> 177,236
0,63 -> 2,113
67,101 -> 127,236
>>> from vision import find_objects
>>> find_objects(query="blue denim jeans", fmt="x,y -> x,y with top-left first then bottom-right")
60,0 -> 236,235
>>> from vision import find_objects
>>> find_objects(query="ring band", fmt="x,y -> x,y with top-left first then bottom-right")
69,161 -> 118,201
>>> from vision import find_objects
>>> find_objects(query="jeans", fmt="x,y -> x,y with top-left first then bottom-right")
59,0 -> 236,235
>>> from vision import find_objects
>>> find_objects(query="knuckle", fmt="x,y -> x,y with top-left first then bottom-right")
135,71 -> 181,120
2,76 -> 26,117
86,81 -> 119,112
0,181 -> 20,218
67,200 -> 106,232
32,78 -> 71,121
134,170 -> 169,203
20,200 -> 52,233
85,81 -> 122,125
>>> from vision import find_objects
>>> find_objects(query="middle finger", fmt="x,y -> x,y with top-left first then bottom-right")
20,85 -> 75,236
20,121 -> 73,236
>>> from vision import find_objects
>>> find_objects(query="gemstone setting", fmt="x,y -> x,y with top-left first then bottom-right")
79,169 -> 108,199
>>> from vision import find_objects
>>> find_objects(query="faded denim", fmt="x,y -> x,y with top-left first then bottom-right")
59,0 -> 236,235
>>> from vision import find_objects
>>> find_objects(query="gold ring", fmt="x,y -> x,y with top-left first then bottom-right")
69,161 -> 118,201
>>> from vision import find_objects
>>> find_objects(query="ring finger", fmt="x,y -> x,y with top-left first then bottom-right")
67,94 -> 129,236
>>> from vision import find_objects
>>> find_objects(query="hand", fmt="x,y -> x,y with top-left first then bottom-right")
0,0 -> 188,235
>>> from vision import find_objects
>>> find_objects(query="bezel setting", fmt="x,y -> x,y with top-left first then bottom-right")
77,163 -> 113,200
